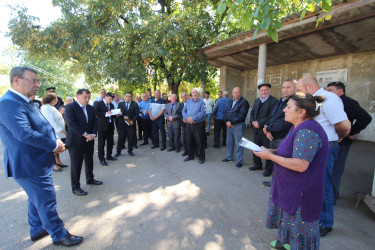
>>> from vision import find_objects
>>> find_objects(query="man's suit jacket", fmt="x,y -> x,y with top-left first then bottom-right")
250,95 -> 278,131
64,101 -> 97,148
164,102 -> 181,128
178,101 -> 187,127
118,101 -> 139,127
224,96 -> 250,125
93,100 -> 114,131
265,98 -> 292,139
0,90 -> 56,178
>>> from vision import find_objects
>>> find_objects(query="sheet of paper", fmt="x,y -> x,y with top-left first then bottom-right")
105,108 -> 121,117
239,137 -> 263,152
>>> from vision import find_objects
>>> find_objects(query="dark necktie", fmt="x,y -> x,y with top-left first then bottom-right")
171,103 -> 174,113
82,106 -> 88,123
126,102 -> 129,110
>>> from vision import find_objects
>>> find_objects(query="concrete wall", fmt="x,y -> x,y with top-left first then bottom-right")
219,66 -> 242,97
221,51 -> 375,142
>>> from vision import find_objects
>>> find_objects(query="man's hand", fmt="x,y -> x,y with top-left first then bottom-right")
53,139 -> 65,154
266,132 -> 274,141
85,134 -> 95,142
263,126 -> 268,135
128,120 -> 134,126
124,116 -> 129,120
252,121 -> 260,128
106,111 -> 112,115
226,121 -> 234,128
183,118 -> 187,123
168,116 -> 173,122
187,117 -> 194,124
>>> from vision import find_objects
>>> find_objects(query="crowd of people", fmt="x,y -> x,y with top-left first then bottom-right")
0,66 -> 372,249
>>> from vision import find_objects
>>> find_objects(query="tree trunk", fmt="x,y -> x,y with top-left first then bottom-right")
169,80 -> 180,98
200,80 -> 206,98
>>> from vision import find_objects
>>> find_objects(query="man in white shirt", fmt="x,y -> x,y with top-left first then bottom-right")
203,91 -> 214,136
296,77 -> 351,237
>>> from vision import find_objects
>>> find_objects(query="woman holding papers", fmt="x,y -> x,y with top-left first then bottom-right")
253,92 -> 328,250
41,93 -> 68,172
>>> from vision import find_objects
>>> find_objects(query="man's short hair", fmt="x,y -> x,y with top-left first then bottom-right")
77,89 -> 91,95
327,81 -> 346,93
10,66 -> 37,84
204,91 -> 210,95
125,92 -> 133,96
105,92 -> 114,98
223,91 -> 229,97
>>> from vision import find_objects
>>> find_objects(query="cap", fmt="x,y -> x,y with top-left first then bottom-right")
46,87 -> 56,92
257,83 -> 271,89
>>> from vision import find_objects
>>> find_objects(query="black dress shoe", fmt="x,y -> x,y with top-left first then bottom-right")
194,151 -> 199,157
184,157 -> 194,162
31,229 -> 48,241
87,179 -> 103,185
53,232 -> 83,247
167,148 -> 175,152
57,163 -> 68,168
182,152 -> 187,156
176,149 -> 180,153
263,169 -> 272,177
128,152 -> 134,157
249,165 -> 262,171
151,145 -> 159,149
138,137 -> 143,141
106,156 -> 118,161
114,152 -> 121,157
213,145 -> 219,148
236,162 -> 243,168
222,158 -> 233,162
262,181 -> 271,187
199,159 -> 205,164
140,142 -> 148,146
72,188 -> 87,196
320,226 -> 332,237
160,147 -> 166,151
100,160 -> 108,166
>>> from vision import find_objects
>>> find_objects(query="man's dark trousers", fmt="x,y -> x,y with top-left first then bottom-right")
152,117 -> 166,148
253,129 -> 273,170
186,121 -> 205,161
214,119 -> 226,147
97,122 -> 114,161
69,140 -> 95,189
117,124 -> 136,153
141,118 -> 152,144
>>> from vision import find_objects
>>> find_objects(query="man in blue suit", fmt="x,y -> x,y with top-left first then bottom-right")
222,87 -> 250,168
0,66 -> 83,246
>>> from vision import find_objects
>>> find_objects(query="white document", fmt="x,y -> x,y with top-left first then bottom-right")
105,108 -> 121,117
239,137 -> 263,152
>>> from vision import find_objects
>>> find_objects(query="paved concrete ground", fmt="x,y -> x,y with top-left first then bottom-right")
0,128 -> 374,249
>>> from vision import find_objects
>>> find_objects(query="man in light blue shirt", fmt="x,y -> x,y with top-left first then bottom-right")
212,91 -> 229,148
139,93 -> 152,145
182,88 -> 206,164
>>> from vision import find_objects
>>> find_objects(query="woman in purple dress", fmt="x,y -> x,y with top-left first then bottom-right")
253,92 -> 329,250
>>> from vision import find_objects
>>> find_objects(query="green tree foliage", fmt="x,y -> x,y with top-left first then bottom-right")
8,0 -> 231,96
217,0 -> 334,42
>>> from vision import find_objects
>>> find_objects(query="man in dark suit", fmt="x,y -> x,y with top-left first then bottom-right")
65,89 -> 102,196
262,79 -> 295,177
115,92 -> 139,157
94,92 -> 117,166
0,66 -> 82,246
178,92 -> 189,156
249,83 -> 278,173
164,94 -> 181,152
222,87 -> 250,168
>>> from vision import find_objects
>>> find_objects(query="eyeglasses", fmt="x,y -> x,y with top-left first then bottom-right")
19,77 -> 40,84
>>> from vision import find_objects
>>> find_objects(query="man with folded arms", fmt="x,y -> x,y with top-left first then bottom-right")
0,66 -> 83,246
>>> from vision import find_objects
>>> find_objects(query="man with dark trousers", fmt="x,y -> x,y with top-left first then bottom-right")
327,81 -> 372,204
115,92 -> 139,157
182,88 -> 206,164
222,87 -> 249,168
0,66 -> 83,247
262,79 -> 296,177
249,83 -> 278,174
212,91 -> 229,148
94,92 -> 117,166
65,89 -> 103,196
164,94 -> 181,152
179,92 -> 189,156
149,90 -> 167,150
139,93 -> 152,145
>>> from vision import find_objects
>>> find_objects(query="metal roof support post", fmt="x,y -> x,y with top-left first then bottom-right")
257,43 -> 267,88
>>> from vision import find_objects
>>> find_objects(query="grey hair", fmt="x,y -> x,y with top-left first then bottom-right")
66,96 -> 73,100
191,88 -> 199,93
170,93 -> 177,99
223,91 -> 229,97
10,66 -> 37,84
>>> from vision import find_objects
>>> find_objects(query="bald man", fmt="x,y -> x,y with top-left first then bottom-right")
296,77 -> 351,237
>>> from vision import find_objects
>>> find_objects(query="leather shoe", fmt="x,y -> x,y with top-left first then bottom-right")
151,145 -> 159,149
167,148 -> 175,152
53,232 -> 83,247
114,152 -> 121,157
222,158 -> 233,162
140,142 -> 148,146
72,188 -> 87,196
236,162 -> 243,168
106,156 -> 117,161
176,149 -> 180,153
262,181 -> 271,187
128,152 -> 134,157
57,163 -> 68,168
249,165 -> 262,171
320,226 -> 332,237
213,145 -> 219,148
87,179 -> 103,185
263,169 -> 272,177
184,157 -> 194,162
31,229 -> 48,241
199,159 -> 205,164
194,151 -> 199,157
160,147 -> 166,151
100,161 -> 108,166
182,152 -> 187,156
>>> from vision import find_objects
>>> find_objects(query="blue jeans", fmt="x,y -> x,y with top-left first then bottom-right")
320,143 -> 339,228
15,173 -> 67,242
226,122 -> 245,163
205,113 -> 212,133
152,117 -> 166,147
332,143 -> 352,202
